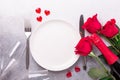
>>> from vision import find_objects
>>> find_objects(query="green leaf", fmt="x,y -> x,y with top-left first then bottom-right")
110,33 -> 120,50
88,67 -> 108,79
99,76 -> 113,80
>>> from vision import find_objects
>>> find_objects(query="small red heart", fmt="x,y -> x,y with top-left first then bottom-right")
36,16 -> 42,22
44,10 -> 50,16
35,8 -> 41,14
75,66 -> 80,72
66,71 -> 72,78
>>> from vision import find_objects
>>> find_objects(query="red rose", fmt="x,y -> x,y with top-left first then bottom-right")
90,33 -> 118,65
100,19 -> 119,38
75,37 -> 92,56
82,14 -> 102,33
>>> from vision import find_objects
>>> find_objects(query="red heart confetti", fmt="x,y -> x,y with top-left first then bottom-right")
75,66 -> 80,72
44,10 -> 50,16
36,16 -> 42,22
35,8 -> 41,14
66,71 -> 72,78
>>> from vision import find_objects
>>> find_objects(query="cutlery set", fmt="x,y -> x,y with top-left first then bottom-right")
24,14 -> 86,70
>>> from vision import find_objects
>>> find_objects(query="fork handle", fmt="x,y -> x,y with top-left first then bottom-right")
26,38 -> 30,69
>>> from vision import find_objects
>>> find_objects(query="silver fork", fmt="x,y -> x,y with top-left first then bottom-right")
24,19 -> 32,69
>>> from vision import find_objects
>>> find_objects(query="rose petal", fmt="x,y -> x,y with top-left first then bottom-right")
82,14 -> 101,33
75,37 -> 92,56
75,66 -> 80,72
100,19 -> 119,38
66,71 -> 72,78
44,10 -> 50,16
36,16 -> 42,22
35,8 -> 41,14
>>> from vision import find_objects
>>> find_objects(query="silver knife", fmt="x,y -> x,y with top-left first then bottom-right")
79,14 -> 87,70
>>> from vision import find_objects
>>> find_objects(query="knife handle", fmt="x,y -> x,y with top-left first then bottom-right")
83,56 -> 87,70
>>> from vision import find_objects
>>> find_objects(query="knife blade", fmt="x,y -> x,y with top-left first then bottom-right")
79,14 -> 87,70
79,15 -> 85,38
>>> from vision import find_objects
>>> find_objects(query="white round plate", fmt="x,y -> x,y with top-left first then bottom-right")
30,20 -> 80,71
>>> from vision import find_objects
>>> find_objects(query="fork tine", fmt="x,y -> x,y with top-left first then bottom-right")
29,27 -> 31,31
25,27 -> 31,32
24,27 -> 26,31
25,27 -> 28,31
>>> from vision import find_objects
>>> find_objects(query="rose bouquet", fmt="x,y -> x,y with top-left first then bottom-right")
82,14 -> 120,56
75,36 -> 115,80
74,14 -> 120,80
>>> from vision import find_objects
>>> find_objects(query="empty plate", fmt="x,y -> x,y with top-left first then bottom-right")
30,20 -> 80,71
